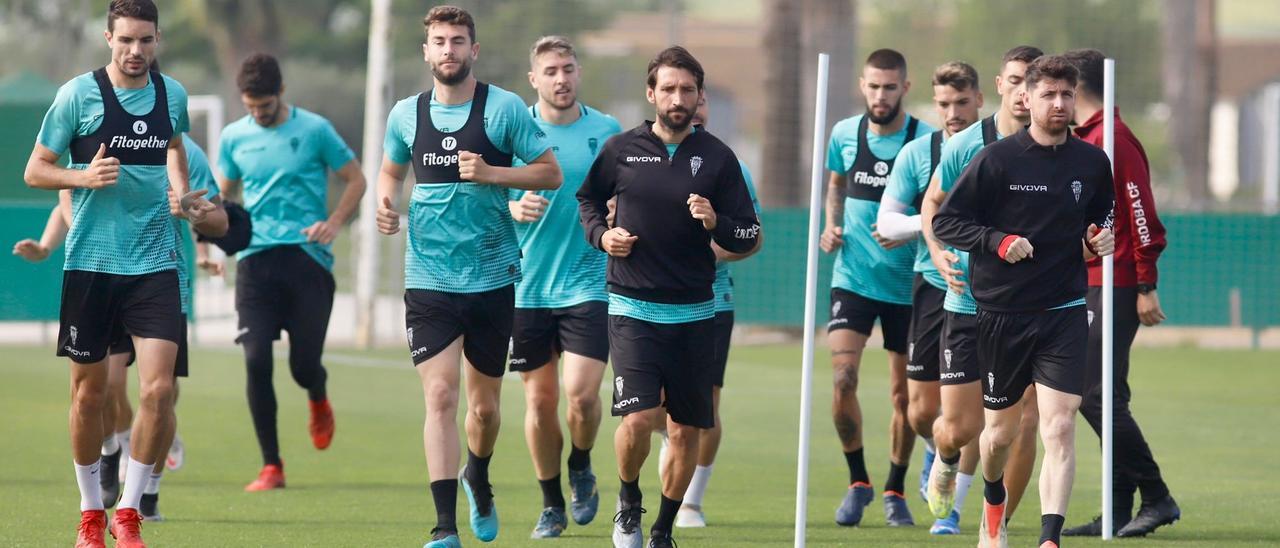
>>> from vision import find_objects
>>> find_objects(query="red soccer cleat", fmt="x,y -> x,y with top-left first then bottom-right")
109,508 -> 146,548
75,510 -> 107,548
244,463 -> 286,492
309,399 -> 335,450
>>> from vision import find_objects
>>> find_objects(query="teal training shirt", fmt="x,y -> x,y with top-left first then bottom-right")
174,134 -> 219,315
882,133 -> 946,291
827,114 -> 934,304
712,160 -> 761,312
936,116 -> 1004,315
384,84 -> 551,293
38,71 -> 190,276
510,103 -> 621,309
218,106 -> 355,271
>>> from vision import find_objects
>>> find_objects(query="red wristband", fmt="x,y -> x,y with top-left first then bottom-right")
997,234 -> 1021,260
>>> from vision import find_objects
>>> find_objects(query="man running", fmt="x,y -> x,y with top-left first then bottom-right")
933,55 -> 1116,548
376,6 -> 561,547
507,35 -> 621,539
577,46 -> 760,548
1060,47 -> 1179,538
23,1 -> 221,545
218,53 -> 366,492
875,60 -> 982,535
922,46 -> 1047,528
822,48 -> 933,527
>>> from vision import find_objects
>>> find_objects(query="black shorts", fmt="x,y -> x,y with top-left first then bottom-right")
235,245 -> 335,345
109,315 -> 190,377
58,270 -> 183,364
827,287 -> 911,354
405,284 -> 514,377
939,311 -> 978,386
509,301 -> 609,371
710,311 -> 734,387
976,306 -> 1088,410
906,276 -> 946,382
608,314 -> 715,428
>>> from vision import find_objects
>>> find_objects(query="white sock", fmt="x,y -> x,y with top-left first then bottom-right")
101,433 -> 120,456
118,428 -> 132,444
144,471 -> 163,495
923,436 -> 936,455
682,464 -> 714,507
118,458 -> 153,510
954,472 -> 975,517
75,460 -> 105,511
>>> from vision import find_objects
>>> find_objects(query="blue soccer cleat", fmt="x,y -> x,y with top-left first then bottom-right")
424,528 -> 463,548
568,466 -> 599,525
930,509 -> 961,535
884,491 -> 916,527
460,466 -> 499,542
834,482 -> 874,526
920,445 -> 935,503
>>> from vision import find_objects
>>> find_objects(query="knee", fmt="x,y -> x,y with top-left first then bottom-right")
424,382 -> 459,416
72,385 -> 107,413
1039,413 -> 1075,447
140,377 -> 175,410
526,386 -> 559,418
832,364 -> 859,396
469,400 -> 500,427
288,355 -> 324,382
891,390 -> 910,415
908,405 -> 935,437
668,423 -> 699,449
566,390 -> 599,418
620,412 -> 654,439
983,420 -> 1019,450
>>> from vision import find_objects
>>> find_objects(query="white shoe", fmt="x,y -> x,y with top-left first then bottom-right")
613,498 -> 644,548
166,433 -> 185,471
674,505 -> 706,528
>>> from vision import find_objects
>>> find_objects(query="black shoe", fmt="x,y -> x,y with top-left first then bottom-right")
648,531 -> 678,548
1062,514 -> 1128,537
139,493 -> 164,521
1117,496 -> 1180,537
99,449 -> 122,509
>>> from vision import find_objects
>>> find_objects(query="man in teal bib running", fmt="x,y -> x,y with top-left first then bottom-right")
375,6 -> 562,547
823,48 -> 934,528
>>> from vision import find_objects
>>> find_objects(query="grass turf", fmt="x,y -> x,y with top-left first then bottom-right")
1,343 -> 1277,546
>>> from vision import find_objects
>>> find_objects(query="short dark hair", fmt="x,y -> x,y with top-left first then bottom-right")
933,61 -> 979,91
1062,48 -> 1105,99
646,46 -> 705,90
108,0 -> 158,32
1002,45 -> 1044,67
1024,55 -> 1079,91
424,5 -> 476,43
865,48 -> 908,75
237,53 -> 284,97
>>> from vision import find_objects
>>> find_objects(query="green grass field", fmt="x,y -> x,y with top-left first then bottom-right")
2,343 -> 1277,547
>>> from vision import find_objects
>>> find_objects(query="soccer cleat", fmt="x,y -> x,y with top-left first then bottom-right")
919,445 -> 935,503
647,531 -> 677,548
139,493 -> 163,522
1116,495 -> 1180,537
568,466 -> 599,525
1062,514 -> 1124,537
460,465 -> 499,542
612,498 -> 645,548
1039,542 -> 1059,548
76,509 -> 107,548
674,505 -> 706,528
100,449 -> 122,509
883,491 -> 915,526
929,509 -> 961,535
165,433 -> 184,471
530,506 -> 568,539
834,482 -> 874,526
244,463 -> 285,492
977,500 -> 1008,548
109,507 -> 146,548
309,399 -> 335,450
424,527 -> 463,548
927,453 -> 959,519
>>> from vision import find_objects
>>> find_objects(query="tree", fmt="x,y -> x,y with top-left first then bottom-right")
761,0 -> 803,207
1162,0 -> 1216,210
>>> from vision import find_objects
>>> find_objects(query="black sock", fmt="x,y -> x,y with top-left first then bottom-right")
464,449 -> 493,514
567,444 -> 592,471
651,495 -> 681,537
307,384 -> 327,402
539,475 -> 566,509
984,475 -> 1006,506
940,451 -> 960,466
620,477 -> 642,505
1040,513 -> 1065,545
885,462 -> 909,495
844,449 -> 870,485
430,480 -> 458,533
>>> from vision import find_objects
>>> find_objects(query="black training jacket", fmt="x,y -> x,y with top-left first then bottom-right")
933,129 -> 1115,313
577,122 -> 761,304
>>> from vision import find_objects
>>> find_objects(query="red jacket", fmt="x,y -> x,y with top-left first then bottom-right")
1074,109 -> 1167,287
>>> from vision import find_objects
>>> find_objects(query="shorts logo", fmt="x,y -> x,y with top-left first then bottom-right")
873,161 -> 889,176
615,376 -> 624,398
908,343 -> 914,361
614,397 -> 640,410
406,327 -> 414,346
69,326 -> 79,347
988,371 -> 995,392
441,136 -> 457,151
943,348 -> 952,369
832,301 -> 842,317
690,155 -> 703,177
132,120 -> 147,135
940,371 -> 965,380
1071,180 -> 1083,203
1087,310 -> 1094,326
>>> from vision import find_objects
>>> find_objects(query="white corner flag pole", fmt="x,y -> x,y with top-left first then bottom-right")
1101,57 -> 1116,541
794,52 -> 830,548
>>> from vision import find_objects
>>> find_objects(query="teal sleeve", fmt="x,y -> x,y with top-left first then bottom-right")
319,120 -> 356,171
884,142 -> 922,205
217,131 -> 242,181
185,137 -> 218,198
937,138 -> 972,193
383,101 -> 412,165
505,99 -> 552,164
36,82 -> 81,156
168,78 -> 190,134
